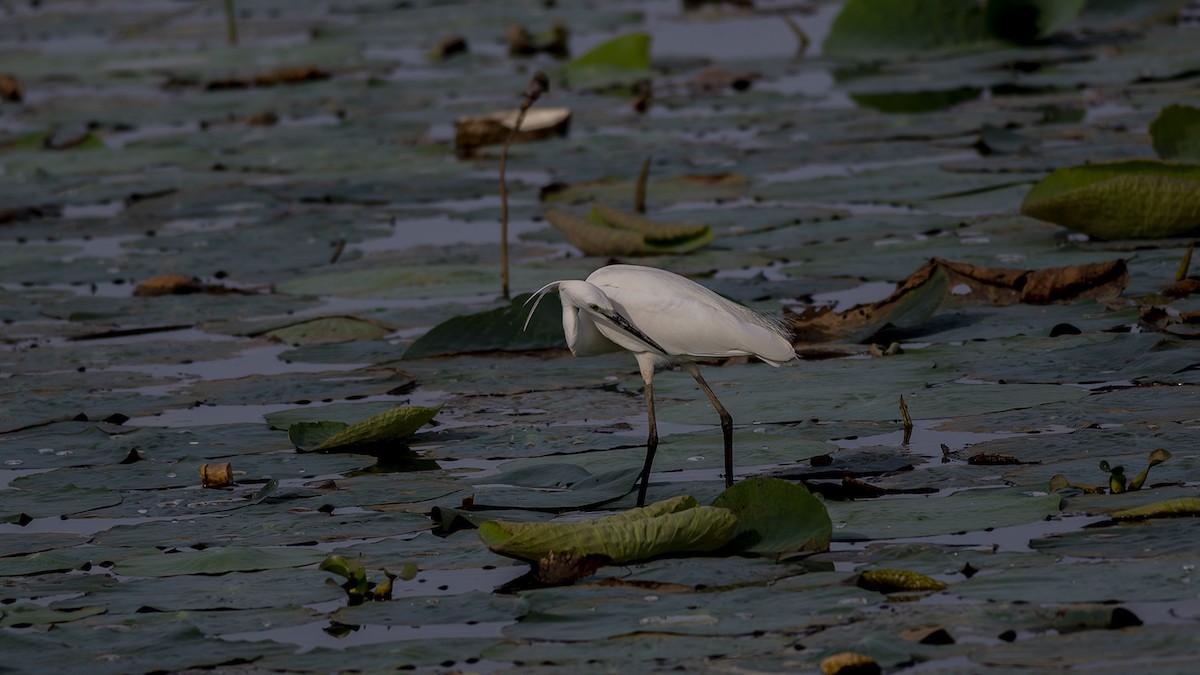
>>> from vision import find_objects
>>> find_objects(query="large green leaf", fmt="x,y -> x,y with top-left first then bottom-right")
403,293 -> 563,359
287,405 -> 441,453
711,477 -> 832,557
478,495 -> 737,563
1150,104 -> 1200,161
823,0 -> 992,58
1020,159 -> 1200,239
985,0 -> 1085,43
561,32 -> 651,89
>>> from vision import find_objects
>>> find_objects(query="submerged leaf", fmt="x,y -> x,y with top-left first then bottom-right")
117,547 -> 325,577
264,316 -> 390,345
0,604 -> 105,628
478,496 -> 737,563
1020,160 -> 1200,240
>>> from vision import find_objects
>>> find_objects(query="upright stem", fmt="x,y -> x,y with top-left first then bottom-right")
498,71 -> 549,301
498,112 -> 525,301
634,155 -> 650,213
223,0 -> 238,46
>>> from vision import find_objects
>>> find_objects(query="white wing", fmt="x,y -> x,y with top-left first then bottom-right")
588,265 -> 795,365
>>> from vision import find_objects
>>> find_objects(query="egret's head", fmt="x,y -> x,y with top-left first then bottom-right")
521,279 -> 616,334
557,280 -> 667,354
556,280 -> 613,316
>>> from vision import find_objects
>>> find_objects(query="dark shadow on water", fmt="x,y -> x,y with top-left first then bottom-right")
869,311 -> 989,342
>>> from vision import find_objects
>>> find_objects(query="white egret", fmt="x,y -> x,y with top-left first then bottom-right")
526,264 -> 796,505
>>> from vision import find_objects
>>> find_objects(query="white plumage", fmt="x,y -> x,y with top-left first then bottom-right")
526,264 -> 796,504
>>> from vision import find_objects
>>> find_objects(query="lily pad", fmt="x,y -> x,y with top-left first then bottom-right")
823,0 -> 991,58
1020,159 -> 1200,239
828,487 -> 1063,540
561,32 -> 651,89
467,465 -> 643,511
0,603 -> 105,628
711,477 -> 832,557
985,0 -> 1085,43
403,293 -> 564,359
114,546 -> 327,578
1150,104 -> 1200,161
263,316 -> 390,345
1,484 -> 123,522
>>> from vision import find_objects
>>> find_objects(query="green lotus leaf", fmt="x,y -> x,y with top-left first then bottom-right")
403,293 -> 563,359
1128,447 -> 1172,491
303,405 -> 442,452
711,477 -> 832,557
1112,497 -> 1200,521
0,603 -> 105,628
851,87 -> 982,114
478,496 -> 737,563
1020,160 -> 1200,239
115,547 -> 326,577
545,207 -> 714,257
561,32 -> 651,89
858,568 -> 948,593
823,0 -> 991,58
1150,104 -> 1200,161
264,316 -> 390,345
986,0 -> 1084,43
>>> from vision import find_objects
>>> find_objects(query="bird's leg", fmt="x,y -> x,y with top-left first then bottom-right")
636,356 -> 658,507
683,363 -> 734,488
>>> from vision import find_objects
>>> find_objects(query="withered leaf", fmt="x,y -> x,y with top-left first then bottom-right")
791,258 -> 1129,342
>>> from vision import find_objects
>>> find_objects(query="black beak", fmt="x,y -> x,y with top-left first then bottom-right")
610,311 -> 668,354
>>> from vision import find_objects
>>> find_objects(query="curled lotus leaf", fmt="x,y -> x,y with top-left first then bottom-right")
545,205 -> 713,257
1112,497 -> 1200,521
478,495 -> 736,564
1020,160 -> 1200,240
858,568 -> 949,593
289,405 -> 442,453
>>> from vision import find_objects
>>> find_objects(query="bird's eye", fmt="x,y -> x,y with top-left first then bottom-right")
588,303 -> 600,311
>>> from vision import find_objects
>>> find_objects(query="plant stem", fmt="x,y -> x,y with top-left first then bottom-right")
498,71 -> 549,300
223,0 -> 238,45
634,156 -> 650,213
